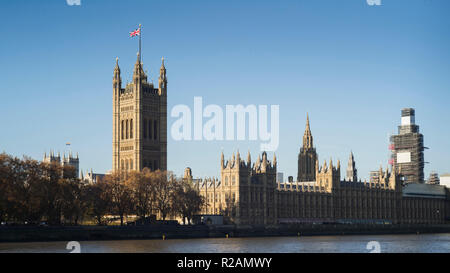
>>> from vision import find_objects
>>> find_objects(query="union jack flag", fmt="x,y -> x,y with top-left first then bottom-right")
129,28 -> 140,37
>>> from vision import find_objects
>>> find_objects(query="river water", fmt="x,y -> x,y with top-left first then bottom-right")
0,233 -> 449,253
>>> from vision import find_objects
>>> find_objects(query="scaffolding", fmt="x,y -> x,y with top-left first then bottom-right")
389,108 -> 425,184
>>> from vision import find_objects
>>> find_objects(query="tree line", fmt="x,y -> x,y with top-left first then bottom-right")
0,153 -> 204,226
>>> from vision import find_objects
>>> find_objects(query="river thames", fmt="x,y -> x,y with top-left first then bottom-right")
0,233 -> 449,253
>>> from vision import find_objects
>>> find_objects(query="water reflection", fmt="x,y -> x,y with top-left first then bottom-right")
0,233 -> 449,253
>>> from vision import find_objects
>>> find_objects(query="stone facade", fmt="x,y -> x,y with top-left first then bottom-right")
189,151 -> 278,225
112,55 -> 167,172
346,152 -> 358,182
297,114 -> 317,182
191,116 -> 449,226
43,150 -> 79,178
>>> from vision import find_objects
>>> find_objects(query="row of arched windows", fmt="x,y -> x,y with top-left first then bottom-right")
121,119 -> 133,140
120,158 -> 159,171
224,176 -> 236,186
143,118 -> 158,140
143,159 -> 159,171
121,158 -> 134,171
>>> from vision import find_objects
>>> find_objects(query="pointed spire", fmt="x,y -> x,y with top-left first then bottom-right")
247,150 -> 251,166
306,112 -> 310,130
133,52 -> 146,80
302,113 -> 313,149
255,154 -> 261,169
261,152 -> 268,171
273,153 -> 277,167
159,56 -> 167,91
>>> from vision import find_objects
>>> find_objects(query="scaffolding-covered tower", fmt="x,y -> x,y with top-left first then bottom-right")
390,108 -> 425,184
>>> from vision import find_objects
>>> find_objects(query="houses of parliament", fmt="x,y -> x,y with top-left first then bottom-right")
112,51 -> 449,226
185,115 -> 449,226
112,53 -> 167,172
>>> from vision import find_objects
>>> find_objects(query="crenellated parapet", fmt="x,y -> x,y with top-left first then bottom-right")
221,150 -> 252,171
195,177 -> 221,190
252,151 -> 277,175
220,151 -> 277,174
43,150 -> 80,178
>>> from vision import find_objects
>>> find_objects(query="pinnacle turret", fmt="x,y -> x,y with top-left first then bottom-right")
346,151 -> 358,182
302,113 -> 313,149
159,56 -> 167,91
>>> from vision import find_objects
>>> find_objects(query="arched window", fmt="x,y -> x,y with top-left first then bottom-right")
130,119 -> 133,139
121,120 -> 124,140
126,159 -> 129,171
154,160 -> 158,170
143,119 -> 147,139
154,120 -> 158,140
121,159 -> 124,170
130,159 -> 133,170
225,176 -> 228,186
126,120 -> 129,139
232,176 -> 236,186
149,119 -> 152,141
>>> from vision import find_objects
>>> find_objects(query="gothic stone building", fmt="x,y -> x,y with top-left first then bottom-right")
43,150 -> 80,178
297,114 -> 317,182
112,54 -> 167,172
189,116 -> 449,226
187,151 -> 278,225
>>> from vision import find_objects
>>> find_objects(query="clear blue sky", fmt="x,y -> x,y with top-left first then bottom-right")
1,0 -> 449,181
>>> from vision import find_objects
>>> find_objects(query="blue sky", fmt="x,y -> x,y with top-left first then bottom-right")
0,0 -> 449,181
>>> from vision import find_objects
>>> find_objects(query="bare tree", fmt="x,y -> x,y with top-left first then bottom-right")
105,171 -> 134,226
127,168 -> 156,220
173,179 -> 204,225
153,170 -> 176,221
86,180 -> 112,226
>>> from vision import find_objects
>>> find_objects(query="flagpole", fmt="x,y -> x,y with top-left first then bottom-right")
139,24 -> 142,63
